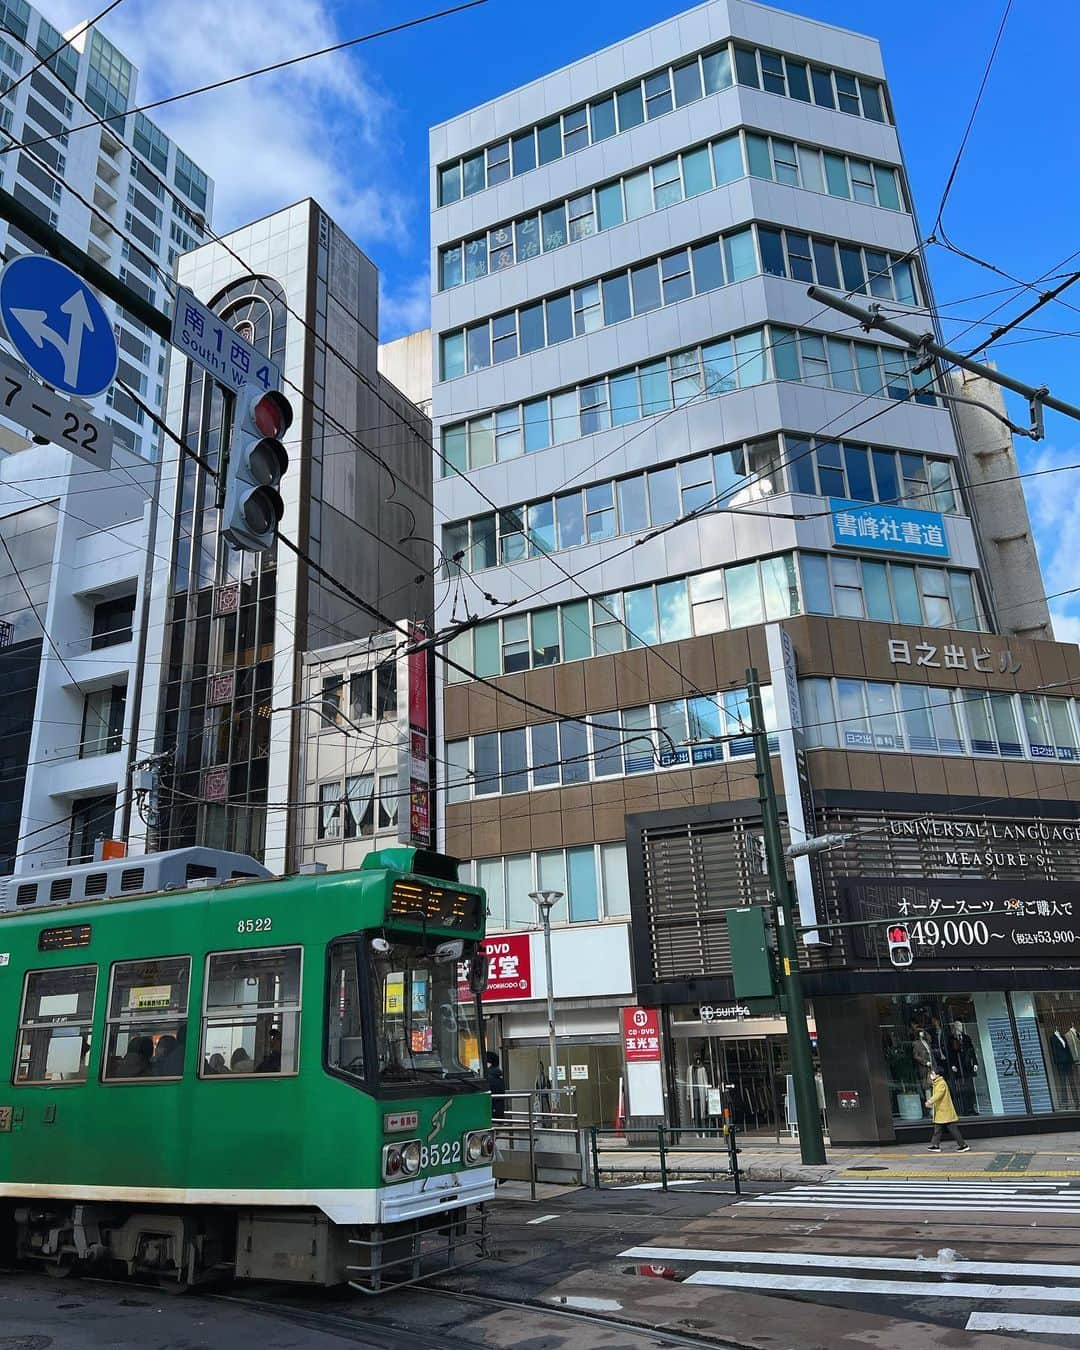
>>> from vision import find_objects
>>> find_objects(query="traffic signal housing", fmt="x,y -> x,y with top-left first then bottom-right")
886,922 -> 913,967
222,386 -> 292,552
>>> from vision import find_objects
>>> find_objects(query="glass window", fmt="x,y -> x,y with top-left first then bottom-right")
724,229 -> 756,282
486,139 -> 510,185
523,398 -> 550,453
502,615 -> 530,672
585,482 -> 616,541
597,181 -> 624,230
560,720 -> 590,785
616,83 -> 644,131
591,594 -> 624,656
836,678 -> 869,745
855,344 -> 882,396
600,844 -> 630,917
889,565 -> 920,625
466,324 -> 490,373
512,131 -> 536,175
567,846 -> 599,921
441,331 -> 465,380
489,227 -> 515,273
491,312 -> 518,364
601,273 -> 631,325
478,859 -> 505,928
950,573 -> 979,630
318,782 -> 343,838
863,560 -> 893,621
712,133 -> 743,184
546,294 -> 573,346
801,677 -> 837,749
786,59 -> 811,102
439,245 -> 463,290
726,561 -> 763,627
680,457 -> 714,514
561,600 -> 591,663
580,380 -> 610,435
772,139 -> 799,185
474,624 -> 500,678
639,360 -> 672,416
568,193 -> 596,242
801,554 -> 832,614
657,700 -> 689,765
810,66 -> 834,107
824,153 -> 849,197
527,500 -> 555,555
849,158 -> 876,203
734,45 -> 759,87
461,152 -> 484,196
15,965 -> 96,1084
515,215 -> 541,262
762,554 -> 799,619
519,302 -> 545,355
652,157 -> 682,209
473,732 -> 500,795
673,59 -> 703,106
499,509 -> 526,564
682,145 -> 712,197
590,95 -> 616,141
541,204 -> 567,252
500,729 -> 528,794
593,722 -> 623,777
832,556 -> 865,618
377,774 -> 398,831
991,694 -> 1024,756
746,133 -> 772,179
760,50 -> 786,94
631,262 -> 662,315
703,47 -> 733,94
835,72 -> 861,115
784,231 -> 813,282
556,491 -> 586,549
439,163 -> 462,205
844,445 -> 873,501
810,239 -> 840,289
103,957 -> 190,1081
734,329 -> 767,385
573,282 -> 602,334
689,570 -> 725,634
865,249 -> 892,299
563,106 -> 588,154
464,236 -> 488,283
647,466 -> 679,525
622,705 -> 655,773
607,369 -> 638,426
798,145 -> 824,193
531,608 -> 560,668
531,721 -> 560,786
657,579 -> 692,641
758,227 -> 786,278
661,250 -> 693,306
537,118 -> 562,164
201,947 -> 300,1077
644,70 -> 673,118
918,568 -> 952,626
691,240 -> 724,293
535,855 -> 568,927
874,165 -> 901,211
495,408 -> 522,461
624,586 -> 658,647
617,474 -> 648,532
671,348 -> 703,405
326,939 -> 365,1080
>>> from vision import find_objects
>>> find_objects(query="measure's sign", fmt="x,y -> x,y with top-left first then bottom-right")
838,877 -> 1080,962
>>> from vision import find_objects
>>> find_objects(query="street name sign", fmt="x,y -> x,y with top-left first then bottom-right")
0,350 -> 112,468
172,287 -> 280,393
0,255 -> 118,397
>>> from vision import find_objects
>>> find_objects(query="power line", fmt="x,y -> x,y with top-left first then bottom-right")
0,1 -> 489,159
933,0 -> 1014,230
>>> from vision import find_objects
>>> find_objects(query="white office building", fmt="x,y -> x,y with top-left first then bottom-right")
0,0 -> 214,459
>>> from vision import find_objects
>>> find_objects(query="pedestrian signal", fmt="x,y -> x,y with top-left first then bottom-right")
886,923 -> 913,967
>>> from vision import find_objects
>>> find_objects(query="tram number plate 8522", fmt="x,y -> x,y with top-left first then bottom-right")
421,1142 -> 462,1169
237,917 -> 272,934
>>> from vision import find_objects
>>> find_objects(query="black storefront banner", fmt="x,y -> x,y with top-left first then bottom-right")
838,877 -> 1080,962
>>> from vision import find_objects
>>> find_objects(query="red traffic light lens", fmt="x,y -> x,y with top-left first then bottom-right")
888,926 -> 909,943
252,391 -> 291,439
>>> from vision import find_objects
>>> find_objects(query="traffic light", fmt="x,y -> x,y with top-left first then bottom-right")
886,923 -> 913,967
221,386 -> 292,552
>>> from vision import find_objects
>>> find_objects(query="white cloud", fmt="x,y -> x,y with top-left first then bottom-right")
379,270 -> 431,341
1020,442 -> 1080,641
47,1 -> 415,245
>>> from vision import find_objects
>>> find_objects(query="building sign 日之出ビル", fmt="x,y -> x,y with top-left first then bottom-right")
830,499 -> 948,559
887,638 -> 1022,675
838,877 -> 1080,962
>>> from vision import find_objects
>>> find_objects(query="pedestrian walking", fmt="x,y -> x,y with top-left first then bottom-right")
485,1050 -> 506,1119
925,1070 -> 969,1152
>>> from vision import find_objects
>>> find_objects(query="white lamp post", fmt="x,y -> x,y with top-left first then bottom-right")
529,889 -> 563,1106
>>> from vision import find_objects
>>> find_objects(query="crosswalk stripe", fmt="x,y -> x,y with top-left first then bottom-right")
738,1199 -> 1080,1214
684,1270 -> 1080,1302
621,1245 -> 1080,1280
966,1313 -> 1080,1334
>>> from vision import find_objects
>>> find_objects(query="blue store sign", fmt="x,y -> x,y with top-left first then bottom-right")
830,498 -> 949,559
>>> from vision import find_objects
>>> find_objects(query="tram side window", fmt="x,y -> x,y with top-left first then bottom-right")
327,939 -> 364,1081
14,965 -> 96,1085
102,956 -> 191,1082
200,945 -> 302,1077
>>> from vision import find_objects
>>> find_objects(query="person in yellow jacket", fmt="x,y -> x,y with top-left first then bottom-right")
926,1070 -> 970,1151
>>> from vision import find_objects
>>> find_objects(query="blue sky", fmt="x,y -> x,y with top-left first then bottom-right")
51,0 -> 1080,637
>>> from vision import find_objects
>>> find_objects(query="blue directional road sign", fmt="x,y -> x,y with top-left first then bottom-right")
0,255 -> 118,398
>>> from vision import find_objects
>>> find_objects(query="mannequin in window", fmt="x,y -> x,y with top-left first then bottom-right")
688,1052 -> 710,1131
948,1020 -> 979,1115
929,1016 -> 950,1075
911,1024 -> 933,1098
1049,1027 -> 1080,1108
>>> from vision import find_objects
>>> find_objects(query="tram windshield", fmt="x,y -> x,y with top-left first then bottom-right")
370,939 -> 483,1085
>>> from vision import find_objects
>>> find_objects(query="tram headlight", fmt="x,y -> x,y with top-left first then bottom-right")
382,1139 -> 422,1182
465,1129 -> 495,1163
400,1140 -> 422,1176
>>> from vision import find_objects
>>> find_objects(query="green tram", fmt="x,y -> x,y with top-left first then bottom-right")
0,845 -> 494,1291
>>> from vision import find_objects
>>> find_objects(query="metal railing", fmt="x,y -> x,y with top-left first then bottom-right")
588,1123 -> 741,1194
491,1090 -> 583,1198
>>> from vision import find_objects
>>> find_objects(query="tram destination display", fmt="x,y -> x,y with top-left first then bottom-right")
838,878 -> 1080,962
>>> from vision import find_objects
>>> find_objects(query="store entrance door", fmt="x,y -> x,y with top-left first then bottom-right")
505,1041 -> 621,1129
675,1032 -> 791,1140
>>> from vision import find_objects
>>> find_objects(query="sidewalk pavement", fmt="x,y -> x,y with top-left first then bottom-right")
593,1129 -> 1080,1184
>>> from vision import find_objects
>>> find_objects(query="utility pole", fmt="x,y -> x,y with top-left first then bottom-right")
746,666 -> 826,1166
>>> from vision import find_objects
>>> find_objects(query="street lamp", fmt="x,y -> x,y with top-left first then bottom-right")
529,889 -> 563,1106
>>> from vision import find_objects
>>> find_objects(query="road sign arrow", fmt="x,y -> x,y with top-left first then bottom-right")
0,257 -> 117,398
10,288 -> 94,389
